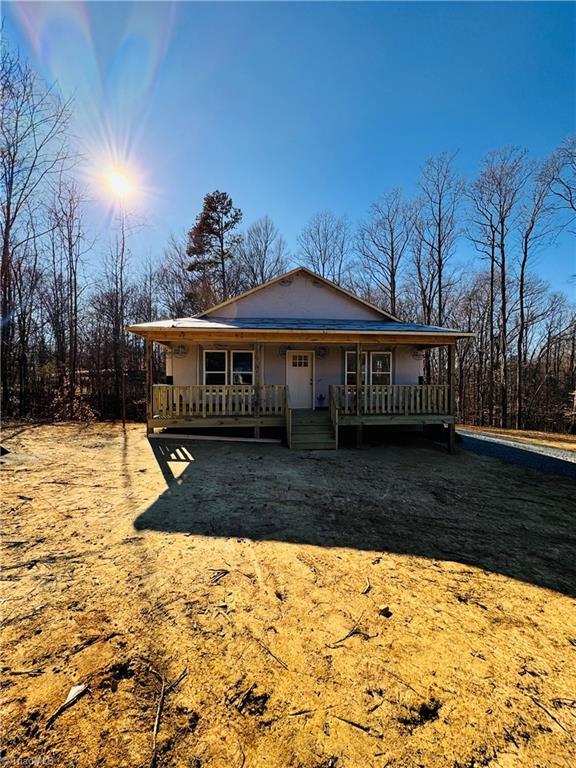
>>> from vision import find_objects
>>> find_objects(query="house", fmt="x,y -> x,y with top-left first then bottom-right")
127,267 -> 473,451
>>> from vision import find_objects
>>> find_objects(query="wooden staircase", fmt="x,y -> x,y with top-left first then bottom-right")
289,410 -> 336,450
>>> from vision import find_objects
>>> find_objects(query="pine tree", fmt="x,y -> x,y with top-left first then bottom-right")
187,191 -> 242,300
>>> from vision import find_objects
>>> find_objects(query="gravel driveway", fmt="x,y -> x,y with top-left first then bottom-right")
458,429 -> 576,480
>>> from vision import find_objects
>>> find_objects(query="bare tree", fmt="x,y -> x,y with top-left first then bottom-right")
298,210 -> 351,284
356,189 -> 412,316
414,153 -> 463,328
543,135 -> 576,223
515,164 -> 556,427
468,148 -> 530,427
158,234 -> 216,316
1,45 -> 71,413
42,179 -> 90,417
236,216 -> 289,289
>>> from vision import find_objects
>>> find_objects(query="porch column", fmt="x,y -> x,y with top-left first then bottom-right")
355,342 -> 363,447
254,343 -> 262,438
447,343 -> 456,454
145,338 -> 153,436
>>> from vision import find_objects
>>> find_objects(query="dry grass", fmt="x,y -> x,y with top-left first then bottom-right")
458,424 -> 576,453
2,423 -> 575,768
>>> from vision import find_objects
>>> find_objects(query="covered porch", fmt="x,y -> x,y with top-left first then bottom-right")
140,333 -> 460,451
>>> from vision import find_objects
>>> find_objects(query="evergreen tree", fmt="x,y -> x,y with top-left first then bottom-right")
187,190 -> 242,300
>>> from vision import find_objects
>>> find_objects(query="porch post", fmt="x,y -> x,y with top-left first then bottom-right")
145,338 -> 153,436
447,343 -> 456,454
254,343 -> 261,438
355,341 -> 363,447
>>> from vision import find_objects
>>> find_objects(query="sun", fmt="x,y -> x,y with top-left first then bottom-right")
105,167 -> 133,201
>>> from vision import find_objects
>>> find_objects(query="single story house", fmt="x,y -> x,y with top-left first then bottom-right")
127,267 -> 473,450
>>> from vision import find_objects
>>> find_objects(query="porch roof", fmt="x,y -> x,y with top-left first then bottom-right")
128,316 -> 471,335
127,316 -> 473,345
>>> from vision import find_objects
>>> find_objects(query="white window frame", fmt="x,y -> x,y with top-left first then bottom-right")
230,350 -> 255,385
344,350 -> 393,385
369,351 -> 392,385
203,349 -> 228,385
345,351 -> 368,385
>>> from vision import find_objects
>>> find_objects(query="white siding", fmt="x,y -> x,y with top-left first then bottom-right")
394,347 -> 423,384
208,272 -> 383,321
169,344 -> 199,385
168,343 -> 423,391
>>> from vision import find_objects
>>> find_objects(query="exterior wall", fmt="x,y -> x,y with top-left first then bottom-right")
207,272 -> 384,321
168,344 -> 199,385
168,341 -> 423,393
393,347 -> 423,384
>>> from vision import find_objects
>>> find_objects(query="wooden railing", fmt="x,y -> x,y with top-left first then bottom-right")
330,384 -> 450,416
285,386 -> 292,448
152,384 -> 286,419
329,385 -> 339,448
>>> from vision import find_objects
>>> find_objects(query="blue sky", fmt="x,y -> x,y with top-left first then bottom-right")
4,1 -> 575,294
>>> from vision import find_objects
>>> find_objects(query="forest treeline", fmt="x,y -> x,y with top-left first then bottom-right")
2,46 -> 575,431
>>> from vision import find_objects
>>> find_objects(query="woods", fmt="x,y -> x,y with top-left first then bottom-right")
2,47 -> 574,432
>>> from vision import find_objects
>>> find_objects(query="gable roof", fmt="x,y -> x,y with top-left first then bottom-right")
198,266 -> 401,322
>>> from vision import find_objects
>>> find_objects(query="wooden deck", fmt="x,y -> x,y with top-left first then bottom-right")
330,384 -> 452,425
149,383 -> 454,443
149,384 -> 286,429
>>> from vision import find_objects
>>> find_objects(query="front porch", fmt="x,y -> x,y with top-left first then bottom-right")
150,384 -> 287,427
148,382 -> 455,449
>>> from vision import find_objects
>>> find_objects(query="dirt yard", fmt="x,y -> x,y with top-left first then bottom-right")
2,423 -> 575,768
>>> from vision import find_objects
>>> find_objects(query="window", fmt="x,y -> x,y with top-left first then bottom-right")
204,350 -> 227,385
231,351 -> 254,384
291,354 -> 309,368
371,352 -> 391,385
345,351 -> 367,385
344,351 -> 392,385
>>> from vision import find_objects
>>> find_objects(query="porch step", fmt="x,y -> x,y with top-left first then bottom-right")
290,409 -> 336,450
293,424 -> 334,433
291,442 -> 336,451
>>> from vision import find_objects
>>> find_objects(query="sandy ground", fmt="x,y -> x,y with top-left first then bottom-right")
457,425 -> 576,453
1,422 -> 575,768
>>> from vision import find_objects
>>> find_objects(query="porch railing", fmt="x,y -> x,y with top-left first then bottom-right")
152,384 -> 286,419
329,385 -> 339,448
330,384 -> 450,416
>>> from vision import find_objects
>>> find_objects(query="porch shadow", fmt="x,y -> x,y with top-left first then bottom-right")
134,438 -> 576,598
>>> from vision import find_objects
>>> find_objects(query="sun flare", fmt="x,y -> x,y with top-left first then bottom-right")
105,167 -> 133,200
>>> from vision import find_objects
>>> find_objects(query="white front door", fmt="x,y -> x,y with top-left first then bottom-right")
286,351 -> 314,409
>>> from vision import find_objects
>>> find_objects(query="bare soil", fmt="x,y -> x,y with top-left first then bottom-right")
457,425 -> 576,453
2,422 -> 575,768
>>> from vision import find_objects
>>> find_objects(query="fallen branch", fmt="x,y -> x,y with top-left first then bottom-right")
332,714 -> 383,739
362,577 -> 371,595
208,568 -> 229,585
149,669 -> 166,768
167,668 -> 188,693
382,668 -> 424,699
148,665 -> 188,768
527,694 -> 575,742
327,613 -> 376,648
252,635 -> 289,670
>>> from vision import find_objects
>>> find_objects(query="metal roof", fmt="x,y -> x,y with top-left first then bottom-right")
128,316 -> 473,336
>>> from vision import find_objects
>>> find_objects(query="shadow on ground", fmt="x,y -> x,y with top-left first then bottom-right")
461,434 -> 576,480
134,437 -> 576,598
